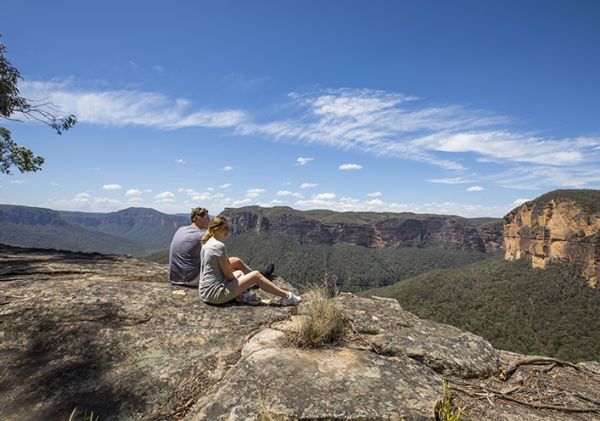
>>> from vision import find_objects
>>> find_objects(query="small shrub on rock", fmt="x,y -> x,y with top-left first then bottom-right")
291,283 -> 347,348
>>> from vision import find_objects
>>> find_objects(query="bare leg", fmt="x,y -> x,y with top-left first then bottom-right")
231,270 -> 288,298
229,257 -> 252,274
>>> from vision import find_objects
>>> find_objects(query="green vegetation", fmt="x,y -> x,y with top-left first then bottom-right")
68,407 -> 99,421
436,374 -> 468,421
226,205 -> 500,227
1,38 -> 76,174
291,282 -> 347,348
363,257 -> 600,362
146,232 -> 492,292
522,189 -> 600,214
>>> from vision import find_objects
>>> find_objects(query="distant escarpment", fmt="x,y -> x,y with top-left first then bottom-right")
504,189 -> 600,287
221,206 -> 503,252
0,205 -> 187,256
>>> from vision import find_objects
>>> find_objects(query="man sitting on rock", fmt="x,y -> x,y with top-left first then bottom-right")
168,207 -> 274,303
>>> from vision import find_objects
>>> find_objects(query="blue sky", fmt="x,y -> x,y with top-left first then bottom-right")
1,0 -> 599,217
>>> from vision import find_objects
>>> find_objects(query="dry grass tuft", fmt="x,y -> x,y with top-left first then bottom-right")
291,282 -> 347,348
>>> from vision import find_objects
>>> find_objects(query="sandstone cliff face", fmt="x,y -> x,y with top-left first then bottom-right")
222,207 -> 503,252
2,244 -> 600,420
504,199 -> 600,287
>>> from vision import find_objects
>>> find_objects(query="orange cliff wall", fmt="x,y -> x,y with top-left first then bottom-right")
504,199 -> 600,287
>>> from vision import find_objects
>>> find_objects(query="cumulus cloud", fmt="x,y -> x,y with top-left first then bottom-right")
293,195 -> 511,218
296,157 -> 314,166
102,184 -> 122,190
276,190 -> 303,198
512,198 -> 530,206
154,191 -> 175,200
125,189 -> 142,197
222,165 -> 233,172
339,163 -> 362,171
466,186 -> 485,192
19,80 -> 246,130
46,192 -> 123,212
246,188 -> 266,198
366,192 -> 382,197
220,183 -> 232,189
313,192 -> 336,200
299,182 -> 318,189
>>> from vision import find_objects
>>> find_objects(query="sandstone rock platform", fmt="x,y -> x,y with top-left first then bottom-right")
1,244 -> 599,420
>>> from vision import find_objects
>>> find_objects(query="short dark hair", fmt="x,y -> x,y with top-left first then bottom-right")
190,207 -> 208,223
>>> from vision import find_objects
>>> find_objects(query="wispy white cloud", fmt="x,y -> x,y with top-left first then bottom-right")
367,191 -> 382,197
10,179 -> 26,184
237,88 -> 600,187
412,132 -> 598,167
222,165 -> 233,172
175,158 -> 186,164
466,186 -> 484,192
17,82 -> 600,191
487,165 -> 600,190
19,80 -> 247,130
299,182 -> 318,189
102,184 -> 122,190
220,183 -> 232,189
296,157 -> 314,166
428,176 -> 475,184
339,163 -> 362,171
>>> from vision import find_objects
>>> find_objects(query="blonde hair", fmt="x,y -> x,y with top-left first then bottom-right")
201,215 -> 229,243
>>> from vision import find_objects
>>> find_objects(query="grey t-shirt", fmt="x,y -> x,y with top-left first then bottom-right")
169,225 -> 205,286
199,237 -> 228,301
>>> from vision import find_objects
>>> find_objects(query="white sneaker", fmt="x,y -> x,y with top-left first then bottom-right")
236,290 -> 262,305
279,292 -> 302,306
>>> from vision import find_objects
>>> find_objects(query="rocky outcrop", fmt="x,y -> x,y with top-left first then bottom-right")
504,194 -> 600,287
222,206 -> 503,252
2,244 -> 599,420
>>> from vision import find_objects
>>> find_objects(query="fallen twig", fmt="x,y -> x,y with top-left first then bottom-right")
450,380 -> 600,414
500,357 -> 581,381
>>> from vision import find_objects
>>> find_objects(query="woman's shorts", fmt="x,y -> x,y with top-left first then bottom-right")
202,280 -> 237,305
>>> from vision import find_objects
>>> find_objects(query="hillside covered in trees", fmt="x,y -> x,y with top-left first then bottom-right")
147,231 -> 492,292
363,257 -> 600,362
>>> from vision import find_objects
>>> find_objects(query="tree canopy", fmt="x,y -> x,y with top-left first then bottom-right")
0,38 -> 76,174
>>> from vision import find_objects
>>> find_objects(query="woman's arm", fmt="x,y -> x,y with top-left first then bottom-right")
217,256 -> 237,280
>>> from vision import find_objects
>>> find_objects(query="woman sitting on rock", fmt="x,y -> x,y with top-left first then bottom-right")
199,215 -> 302,306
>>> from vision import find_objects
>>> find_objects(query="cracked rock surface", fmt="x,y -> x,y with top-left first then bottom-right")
1,244 -> 600,420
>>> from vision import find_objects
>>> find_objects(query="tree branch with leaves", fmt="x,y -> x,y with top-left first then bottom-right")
0,38 -> 77,174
